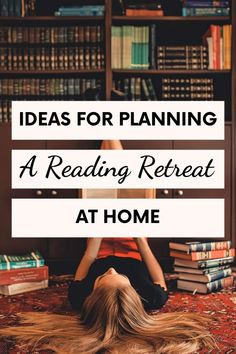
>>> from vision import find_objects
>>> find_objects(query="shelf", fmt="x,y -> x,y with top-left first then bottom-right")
0,95 -> 83,99
0,16 -> 104,23
112,16 -> 230,23
0,69 -> 105,75
112,69 -> 231,75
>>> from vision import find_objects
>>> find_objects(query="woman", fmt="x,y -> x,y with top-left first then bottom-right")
68,237 -> 168,311
0,238 -> 215,354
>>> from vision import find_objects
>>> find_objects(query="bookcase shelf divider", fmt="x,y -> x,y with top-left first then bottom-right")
105,0 -> 112,100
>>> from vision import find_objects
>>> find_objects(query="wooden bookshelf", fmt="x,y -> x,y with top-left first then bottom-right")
0,70 -> 105,75
112,16 -> 231,23
0,16 -> 104,22
112,69 -> 231,75
0,0 -> 235,270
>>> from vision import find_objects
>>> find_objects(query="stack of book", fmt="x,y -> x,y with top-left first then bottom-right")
55,5 -> 104,17
113,77 -> 157,100
203,25 -> 232,69
0,0 -> 36,16
162,77 -> 214,100
0,250 -> 48,295
112,26 -> 149,69
182,0 -> 230,17
170,241 -> 235,294
157,45 -> 208,70
124,0 -> 164,16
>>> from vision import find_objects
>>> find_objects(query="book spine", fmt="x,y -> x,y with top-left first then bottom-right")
150,24 -> 156,69
191,248 -> 235,261
183,1 -> 229,7
126,9 -> 163,16
182,7 -> 230,16
14,0 -> 22,16
189,241 -> 232,252
198,257 -> 234,268
206,268 -> 232,282
207,275 -> 233,292
0,259 -> 45,270
0,0 -> 8,16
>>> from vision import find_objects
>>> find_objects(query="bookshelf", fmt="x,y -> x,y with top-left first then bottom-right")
0,0 -> 235,272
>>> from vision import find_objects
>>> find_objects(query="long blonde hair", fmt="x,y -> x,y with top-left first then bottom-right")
0,285 -> 216,354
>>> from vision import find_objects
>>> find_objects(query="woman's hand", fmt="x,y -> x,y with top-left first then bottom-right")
134,238 -> 167,290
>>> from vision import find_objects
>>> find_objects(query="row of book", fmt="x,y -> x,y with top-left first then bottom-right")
0,46 -> 105,70
0,78 -> 102,97
157,45 -> 208,70
113,77 -> 157,100
0,0 -> 35,16
55,5 -> 105,17
111,25 -> 231,70
0,25 -> 104,44
162,77 -> 214,100
170,241 -> 235,294
113,76 -> 215,101
0,250 -> 48,295
112,26 -> 149,69
182,0 -> 230,17
203,25 -> 232,69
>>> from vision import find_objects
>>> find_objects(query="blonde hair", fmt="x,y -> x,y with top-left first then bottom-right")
0,285 -> 216,354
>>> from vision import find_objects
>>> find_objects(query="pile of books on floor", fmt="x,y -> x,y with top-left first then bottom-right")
112,26 -> 149,69
113,77 -> 157,100
157,45 -> 208,70
170,241 -> 235,294
162,77 -> 214,100
124,0 -> 164,17
55,5 -> 104,17
203,25 -> 232,69
182,0 -> 230,17
0,250 -> 48,295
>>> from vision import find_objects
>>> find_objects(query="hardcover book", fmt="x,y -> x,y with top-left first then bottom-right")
169,241 -> 232,253
178,268 -> 232,283
174,256 -> 234,269
177,275 -> 233,294
0,280 -> 49,295
170,248 -> 235,261
0,250 -> 45,270
0,265 -> 49,285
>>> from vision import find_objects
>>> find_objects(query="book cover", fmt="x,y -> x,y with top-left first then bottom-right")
0,265 -> 49,285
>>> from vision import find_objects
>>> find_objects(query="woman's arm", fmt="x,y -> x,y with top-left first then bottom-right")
135,238 -> 167,290
74,238 -> 102,280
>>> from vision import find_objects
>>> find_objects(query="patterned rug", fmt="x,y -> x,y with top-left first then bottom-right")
0,275 -> 235,354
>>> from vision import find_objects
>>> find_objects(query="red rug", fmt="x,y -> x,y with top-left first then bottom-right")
0,276 -> 235,354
